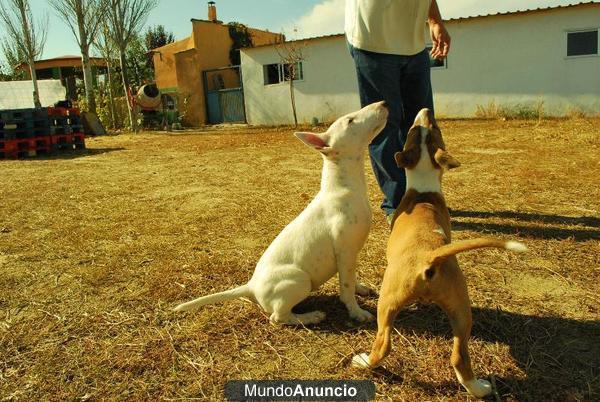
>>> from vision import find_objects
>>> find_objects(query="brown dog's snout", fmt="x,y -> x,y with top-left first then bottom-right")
414,108 -> 437,129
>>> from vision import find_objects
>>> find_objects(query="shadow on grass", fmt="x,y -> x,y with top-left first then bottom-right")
294,296 -> 599,400
450,209 -> 600,241
30,147 -> 126,161
451,210 -> 599,227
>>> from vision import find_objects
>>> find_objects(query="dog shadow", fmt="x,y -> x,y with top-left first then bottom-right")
293,295 -> 599,400
450,209 -> 600,241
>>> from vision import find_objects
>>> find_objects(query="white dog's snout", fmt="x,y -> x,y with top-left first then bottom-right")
373,101 -> 389,128
369,100 -> 388,114
377,101 -> 389,119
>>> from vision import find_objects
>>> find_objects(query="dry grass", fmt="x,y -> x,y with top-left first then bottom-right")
1,118 -> 599,401
474,101 -> 546,121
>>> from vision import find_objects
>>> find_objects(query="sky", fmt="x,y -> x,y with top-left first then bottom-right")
1,0 -> 596,60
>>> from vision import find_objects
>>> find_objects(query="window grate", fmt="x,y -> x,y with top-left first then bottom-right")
263,62 -> 304,85
567,30 -> 598,57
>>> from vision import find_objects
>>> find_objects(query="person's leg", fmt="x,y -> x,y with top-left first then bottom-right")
349,44 -> 406,217
400,49 -> 434,136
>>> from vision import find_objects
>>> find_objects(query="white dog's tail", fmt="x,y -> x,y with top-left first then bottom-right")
173,284 -> 251,312
429,238 -> 527,266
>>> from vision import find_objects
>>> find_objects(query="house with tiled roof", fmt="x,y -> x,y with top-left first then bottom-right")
151,1 -> 282,126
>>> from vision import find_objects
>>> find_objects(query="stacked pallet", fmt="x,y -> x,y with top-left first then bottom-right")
0,107 -> 86,159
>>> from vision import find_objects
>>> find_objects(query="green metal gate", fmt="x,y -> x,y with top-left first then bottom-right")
203,66 -> 246,124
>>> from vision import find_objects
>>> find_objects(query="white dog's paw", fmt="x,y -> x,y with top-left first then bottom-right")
355,283 -> 373,296
301,310 -> 326,324
349,307 -> 374,322
461,378 -> 492,398
351,353 -> 371,369
270,310 -> 327,325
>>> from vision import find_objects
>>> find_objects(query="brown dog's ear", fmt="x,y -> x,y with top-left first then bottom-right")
434,149 -> 461,170
295,132 -> 331,153
396,127 -> 422,168
394,149 -> 419,168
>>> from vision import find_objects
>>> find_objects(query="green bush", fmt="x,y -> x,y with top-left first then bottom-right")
77,84 -> 133,131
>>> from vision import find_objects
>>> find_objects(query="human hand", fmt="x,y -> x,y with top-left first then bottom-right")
430,21 -> 451,59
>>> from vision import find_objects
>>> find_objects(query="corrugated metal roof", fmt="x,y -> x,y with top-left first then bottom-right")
29,55 -> 106,62
47,55 -> 81,60
446,0 -> 599,21
17,55 -> 108,70
244,1 -> 599,51
244,33 -> 343,50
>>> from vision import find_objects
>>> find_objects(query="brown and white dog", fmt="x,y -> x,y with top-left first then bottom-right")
352,109 -> 527,398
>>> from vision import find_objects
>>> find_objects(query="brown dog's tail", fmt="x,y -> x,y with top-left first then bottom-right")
429,238 -> 527,266
173,284 -> 251,312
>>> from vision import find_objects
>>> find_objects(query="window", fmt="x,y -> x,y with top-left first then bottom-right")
264,64 -> 280,85
263,62 -> 304,85
283,62 -> 303,81
567,29 -> 598,57
425,46 -> 447,69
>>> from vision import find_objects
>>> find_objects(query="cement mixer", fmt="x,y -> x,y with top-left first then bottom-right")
133,83 -> 179,129
136,84 -> 162,110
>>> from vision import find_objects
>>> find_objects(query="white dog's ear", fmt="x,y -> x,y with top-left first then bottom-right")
434,149 -> 461,170
295,132 -> 331,153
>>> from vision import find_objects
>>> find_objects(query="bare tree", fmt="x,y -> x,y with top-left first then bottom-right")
93,21 -> 118,128
49,0 -> 107,114
0,0 -> 48,107
107,0 -> 158,131
276,38 -> 305,127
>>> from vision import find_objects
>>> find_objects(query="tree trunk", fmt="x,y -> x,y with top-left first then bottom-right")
29,58 -> 41,108
119,49 -> 136,132
105,59 -> 117,128
19,3 -> 40,108
81,46 -> 97,113
289,73 -> 298,127
76,2 -> 96,114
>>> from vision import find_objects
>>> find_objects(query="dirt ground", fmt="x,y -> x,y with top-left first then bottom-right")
1,118 -> 598,401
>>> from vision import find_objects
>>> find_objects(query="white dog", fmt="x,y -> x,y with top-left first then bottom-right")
174,101 -> 389,324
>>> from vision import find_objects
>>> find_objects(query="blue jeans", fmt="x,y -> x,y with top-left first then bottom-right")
349,44 -> 433,216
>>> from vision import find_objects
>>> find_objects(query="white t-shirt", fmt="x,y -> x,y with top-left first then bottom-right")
345,0 -> 432,55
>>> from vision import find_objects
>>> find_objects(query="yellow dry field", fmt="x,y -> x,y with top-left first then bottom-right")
1,119 -> 599,401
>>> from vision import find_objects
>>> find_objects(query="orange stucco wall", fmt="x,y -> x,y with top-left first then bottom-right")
153,37 -> 194,90
248,28 -> 284,48
152,20 -> 282,126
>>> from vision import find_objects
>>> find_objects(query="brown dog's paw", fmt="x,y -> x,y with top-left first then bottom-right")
351,353 -> 371,369
461,378 -> 492,398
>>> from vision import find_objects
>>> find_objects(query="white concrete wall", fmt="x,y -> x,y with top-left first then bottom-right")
0,80 -> 66,109
433,4 -> 600,117
241,36 -> 360,125
241,4 -> 600,124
